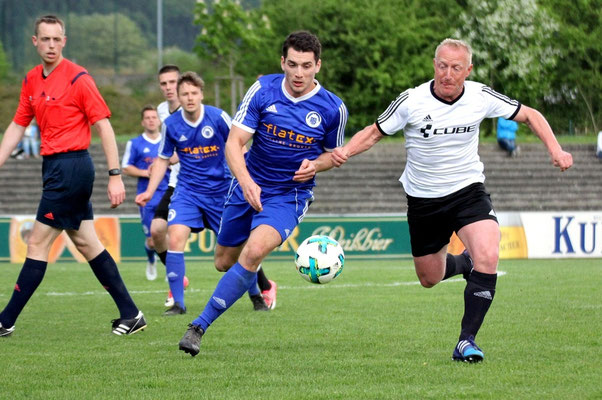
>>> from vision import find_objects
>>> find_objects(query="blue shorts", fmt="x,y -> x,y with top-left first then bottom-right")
37,150 -> 94,230
167,187 -> 225,233
138,188 -> 167,237
217,182 -> 314,247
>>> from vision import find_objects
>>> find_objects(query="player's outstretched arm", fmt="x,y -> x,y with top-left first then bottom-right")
513,106 -> 573,171
226,125 -> 263,212
0,122 -> 27,168
332,123 -> 383,167
93,118 -> 126,208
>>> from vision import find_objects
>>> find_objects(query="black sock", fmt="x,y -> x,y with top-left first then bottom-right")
460,270 -> 497,341
157,250 -> 167,265
89,250 -> 138,319
256,265 -> 271,292
0,258 -> 47,328
443,253 -> 472,280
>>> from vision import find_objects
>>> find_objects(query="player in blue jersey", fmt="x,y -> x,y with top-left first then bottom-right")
135,71 -> 254,315
178,31 -> 348,356
122,105 -> 170,281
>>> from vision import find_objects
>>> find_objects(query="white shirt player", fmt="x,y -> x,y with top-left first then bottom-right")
377,80 -> 520,198
157,100 -> 181,188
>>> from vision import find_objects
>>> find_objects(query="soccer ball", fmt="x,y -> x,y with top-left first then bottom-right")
295,235 -> 345,284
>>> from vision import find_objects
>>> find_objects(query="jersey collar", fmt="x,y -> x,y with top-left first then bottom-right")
181,104 -> 205,128
142,132 -> 162,144
280,76 -> 321,103
430,80 -> 465,105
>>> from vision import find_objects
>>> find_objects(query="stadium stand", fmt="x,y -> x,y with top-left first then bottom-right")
0,142 -> 600,216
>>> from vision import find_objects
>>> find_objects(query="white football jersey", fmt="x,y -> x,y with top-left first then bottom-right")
157,101 -> 181,187
377,80 -> 520,198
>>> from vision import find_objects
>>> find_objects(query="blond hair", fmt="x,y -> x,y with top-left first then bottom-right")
435,38 -> 472,65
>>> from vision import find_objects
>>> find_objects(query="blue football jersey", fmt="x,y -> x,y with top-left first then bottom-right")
122,133 -> 170,195
233,74 -> 347,193
159,105 -> 232,195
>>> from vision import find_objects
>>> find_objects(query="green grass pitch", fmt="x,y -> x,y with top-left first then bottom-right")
0,258 -> 600,399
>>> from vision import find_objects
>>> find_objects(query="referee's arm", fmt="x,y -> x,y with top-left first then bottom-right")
0,122 -> 27,167
94,118 -> 126,207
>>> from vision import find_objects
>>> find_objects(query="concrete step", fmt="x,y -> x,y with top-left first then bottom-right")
1,142 -> 601,215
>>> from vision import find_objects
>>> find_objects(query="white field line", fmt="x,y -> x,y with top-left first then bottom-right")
0,271 -> 506,297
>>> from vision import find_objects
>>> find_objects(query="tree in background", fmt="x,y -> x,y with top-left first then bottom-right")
193,0 -> 272,115
251,0 -> 462,130
454,0 -> 559,134
542,0 -> 600,134
0,40 -> 11,82
65,13 -> 151,72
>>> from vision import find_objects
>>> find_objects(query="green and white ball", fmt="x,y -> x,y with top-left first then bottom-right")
295,235 -> 345,284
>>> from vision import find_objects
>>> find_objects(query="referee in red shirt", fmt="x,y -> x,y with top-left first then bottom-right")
0,15 -> 146,337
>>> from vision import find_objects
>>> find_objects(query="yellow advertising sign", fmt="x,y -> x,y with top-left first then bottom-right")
9,217 -> 121,263
449,226 -> 528,259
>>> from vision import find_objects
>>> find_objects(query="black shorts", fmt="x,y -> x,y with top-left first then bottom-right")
153,185 -> 175,220
406,182 -> 498,257
36,150 -> 94,230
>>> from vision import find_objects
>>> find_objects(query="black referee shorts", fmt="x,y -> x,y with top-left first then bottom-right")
406,182 -> 498,257
36,150 -> 94,230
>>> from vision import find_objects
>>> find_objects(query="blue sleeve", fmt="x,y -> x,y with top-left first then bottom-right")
323,102 -> 348,151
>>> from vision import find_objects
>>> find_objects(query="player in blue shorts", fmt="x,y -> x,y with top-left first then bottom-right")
178,31 -> 348,356
122,105 -> 170,281
135,71 -> 267,315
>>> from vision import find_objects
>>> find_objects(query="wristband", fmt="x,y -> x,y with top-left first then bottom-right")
108,168 -> 121,176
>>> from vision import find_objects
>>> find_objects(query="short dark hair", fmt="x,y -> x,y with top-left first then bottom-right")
34,15 -> 65,36
282,31 -> 321,62
158,64 -> 180,76
177,71 -> 205,93
140,105 -> 157,119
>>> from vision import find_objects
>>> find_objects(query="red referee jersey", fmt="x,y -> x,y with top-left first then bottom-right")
13,58 -> 111,156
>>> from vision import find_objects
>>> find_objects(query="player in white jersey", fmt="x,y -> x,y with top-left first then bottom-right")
332,38 -> 572,363
122,106 -> 170,281
178,31 -> 348,356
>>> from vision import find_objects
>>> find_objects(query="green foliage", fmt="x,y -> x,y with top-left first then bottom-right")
0,259 -> 600,398
193,0 -> 271,69
254,0 -> 463,130
540,0 -> 601,134
455,0 -> 559,105
0,84 -> 20,128
98,86 -> 144,136
0,40 -> 12,82
65,13 -> 152,72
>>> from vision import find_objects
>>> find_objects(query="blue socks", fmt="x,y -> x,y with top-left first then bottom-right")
0,258 -> 47,328
144,244 -> 156,263
247,274 -> 260,296
89,250 -> 138,319
166,251 -> 186,309
193,262 -> 257,331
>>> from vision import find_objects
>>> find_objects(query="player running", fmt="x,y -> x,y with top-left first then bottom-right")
331,38 -> 573,362
178,31 -> 348,356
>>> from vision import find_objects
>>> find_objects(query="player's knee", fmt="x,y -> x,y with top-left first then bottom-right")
418,275 -> 438,288
472,249 -> 499,273
214,260 -> 230,272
